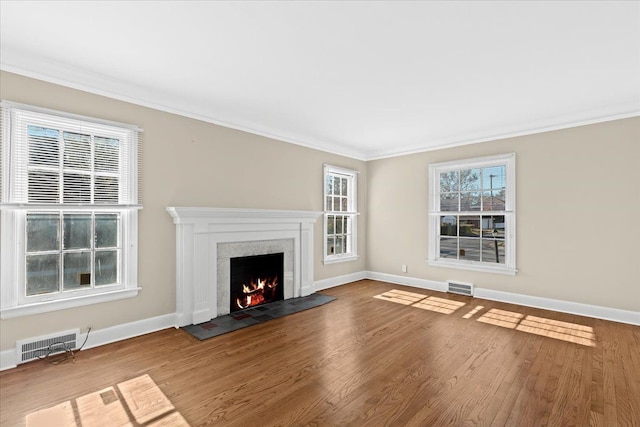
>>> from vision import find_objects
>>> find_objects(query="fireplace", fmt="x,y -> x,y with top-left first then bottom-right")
230,252 -> 284,312
166,207 -> 322,326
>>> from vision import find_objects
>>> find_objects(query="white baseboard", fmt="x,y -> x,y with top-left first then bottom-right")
315,271 -> 367,291
3,272 -> 637,371
320,271 -> 640,326
1,312 -> 177,371
474,288 -> 640,326
365,271 -> 448,293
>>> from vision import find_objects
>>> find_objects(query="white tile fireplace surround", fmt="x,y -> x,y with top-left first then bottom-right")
166,207 -> 322,326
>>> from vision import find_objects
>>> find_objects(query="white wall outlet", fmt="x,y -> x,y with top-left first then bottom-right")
402,264 -> 407,273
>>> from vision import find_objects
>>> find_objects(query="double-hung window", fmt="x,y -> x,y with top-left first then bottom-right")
1,102 -> 142,318
323,164 -> 358,264
428,153 -> 516,275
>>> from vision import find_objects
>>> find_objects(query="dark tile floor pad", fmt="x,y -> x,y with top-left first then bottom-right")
182,293 -> 336,340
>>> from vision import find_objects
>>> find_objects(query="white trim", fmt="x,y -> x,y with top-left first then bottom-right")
473,288 -> 640,326
0,288 -> 140,319
428,153 -> 517,274
365,271 -> 448,293
319,271 -> 640,326
2,272 -> 638,371
314,271 -> 366,291
2,61 -> 638,162
0,312 -> 176,371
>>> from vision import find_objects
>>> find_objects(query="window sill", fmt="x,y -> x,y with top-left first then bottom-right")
323,255 -> 359,265
428,260 -> 517,276
0,287 -> 141,319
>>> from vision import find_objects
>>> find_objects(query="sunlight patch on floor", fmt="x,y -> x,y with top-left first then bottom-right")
477,308 -> 595,346
516,315 -> 596,346
374,289 -> 466,314
26,374 -> 189,427
374,290 -> 596,347
477,308 -> 524,329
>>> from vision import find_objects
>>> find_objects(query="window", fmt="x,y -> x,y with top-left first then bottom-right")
1,102 -> 141,318
428,153 -> 516,275
323,165 -> 358,264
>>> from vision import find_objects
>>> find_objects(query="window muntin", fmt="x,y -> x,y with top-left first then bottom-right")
323,165 -> 358,263
1,102 -> 140,317
429,154 -> 516,274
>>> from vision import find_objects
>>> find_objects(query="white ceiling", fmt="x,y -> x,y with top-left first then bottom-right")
1,1 -> 639,160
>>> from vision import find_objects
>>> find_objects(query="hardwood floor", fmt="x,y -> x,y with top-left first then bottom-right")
1,279 -> 639,426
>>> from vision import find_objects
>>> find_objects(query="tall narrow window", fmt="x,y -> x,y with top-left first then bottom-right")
1,102 -> 142,318
323,165 -> 358,264
428,153 -> 516,275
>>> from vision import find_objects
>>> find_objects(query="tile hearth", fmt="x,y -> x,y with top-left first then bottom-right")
182,293 -> 335,340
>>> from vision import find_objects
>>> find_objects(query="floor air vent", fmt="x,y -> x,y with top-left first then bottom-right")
447,281 -> 474,296
16,329 -> 79,364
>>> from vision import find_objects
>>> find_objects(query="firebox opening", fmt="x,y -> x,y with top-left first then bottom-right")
230,252 -> 284,313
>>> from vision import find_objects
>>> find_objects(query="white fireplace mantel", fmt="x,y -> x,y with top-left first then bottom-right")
167,207 -> 322,326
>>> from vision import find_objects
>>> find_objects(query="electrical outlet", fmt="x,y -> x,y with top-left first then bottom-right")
402,264 -> 407,273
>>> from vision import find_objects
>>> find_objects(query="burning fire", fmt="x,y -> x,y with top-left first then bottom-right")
236,276 -> 279,309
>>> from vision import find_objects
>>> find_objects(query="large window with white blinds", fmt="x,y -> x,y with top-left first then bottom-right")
1,102 -> 142,318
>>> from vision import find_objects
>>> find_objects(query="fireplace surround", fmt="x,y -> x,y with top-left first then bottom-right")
166,207 -> 322,326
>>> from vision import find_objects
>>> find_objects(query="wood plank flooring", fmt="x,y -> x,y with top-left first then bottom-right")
1,279 -> 639,426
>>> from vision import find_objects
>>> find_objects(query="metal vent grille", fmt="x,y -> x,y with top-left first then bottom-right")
17,329 -> 79,363
447,281 -> 474,296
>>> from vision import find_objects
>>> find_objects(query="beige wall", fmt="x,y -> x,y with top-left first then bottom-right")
0,72 -> 367,350
2,70 -> 638,353
367,117 -> 640,312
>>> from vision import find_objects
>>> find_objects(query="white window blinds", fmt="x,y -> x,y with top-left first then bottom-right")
1,103 -> 141,207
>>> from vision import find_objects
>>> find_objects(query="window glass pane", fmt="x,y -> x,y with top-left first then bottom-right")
336,215 -> 343,234
440,171 -> 458,192
482,166 -> 506,190
26,254 -> 59,295
95,250 -> 118,285
28,125 -> 59,167
460,191 -> 481,211
63,173 -> 91,203
439,237 -> 458,259
481,215 -> 505,239
440,193 -> 458,211
95,214 -> 118,248
63,131 -> 91,170
327,215 -> 335,235
95,176 -> 119,204
333,177 -> 340,195
460,238 -> 481,261
27,213 -> 60,252
63,214 -> 92,250
326,175 -> 333,196
94,136 -> 119,173
440,216 -> 457,237
28,170 -> 59,202
459,216 -> 481,237
482,189 -> 505,211
325,196 -> 332,211
327,237 -> 335,256
333,196 -> 341,211
341,197 -> 348,212
343,216 -> 351,234
460,168 -> 481,191
482,240 -> 505,264
336,236 -> 344,254
63,252 -> 92,290
341,178 -> 348,197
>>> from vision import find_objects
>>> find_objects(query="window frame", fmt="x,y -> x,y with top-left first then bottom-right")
323,164 -> 358,264
1,102 -> 141,319
428,153 -> 517,275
